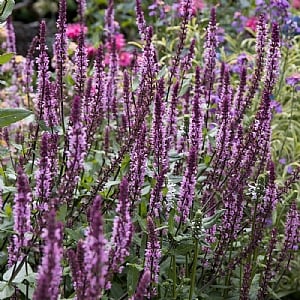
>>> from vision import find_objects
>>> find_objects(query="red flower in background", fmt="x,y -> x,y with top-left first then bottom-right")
119,52 -> 132,67
66,23 -> 88,40
245,16 -> 257,31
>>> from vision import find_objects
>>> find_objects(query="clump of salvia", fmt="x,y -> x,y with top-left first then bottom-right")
0,0 -> 299,299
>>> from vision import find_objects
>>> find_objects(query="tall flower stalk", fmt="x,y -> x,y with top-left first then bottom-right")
9,165 -> 32,265
33,210 -> 63,300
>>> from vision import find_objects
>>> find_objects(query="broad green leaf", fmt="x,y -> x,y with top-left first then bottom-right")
202,209 -> 225,229
0,218 -> 13,233
104,180 -> 120,189
127,264 -> 143,296
57,204 -> 68,222
0,52 -> 13,65
65,228 -> 84,241
141,185 -> 150,196
0,108 -> 33,128
16,282 -> 35,299
0,0 -> 15,23
3,260 -> 33,283
110,282 -> 124,299
23,273 -> 36,284
0,282 -> 14,298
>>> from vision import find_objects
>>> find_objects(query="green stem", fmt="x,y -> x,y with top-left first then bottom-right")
189,238 -> 199,300
223,241 -> 233,298
172,255 -> 177,299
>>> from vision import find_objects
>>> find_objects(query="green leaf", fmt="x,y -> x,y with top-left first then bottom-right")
168,209 -> 175,236
0,0 -> 15,23
23,273 -> 36,284
104,180 -> 120,189
3,260 -> 33,283
0,282 -> 14,299
127,265 -> 142,296
57,204 -> 68,222
202,209 -> 225,229
110,282 -> 124,298
0,52 -> 13,65
65,228 -> 84,241
16,282 -> 35,299
0,108 -> 33,128
141,185 -> 150,196
0,218 -> 13,233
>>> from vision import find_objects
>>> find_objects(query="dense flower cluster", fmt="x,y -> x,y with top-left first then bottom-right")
9,166 -> 32,265
33,210 -> 63,300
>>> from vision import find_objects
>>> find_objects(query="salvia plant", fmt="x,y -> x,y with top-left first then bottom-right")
0,0 -> 299,299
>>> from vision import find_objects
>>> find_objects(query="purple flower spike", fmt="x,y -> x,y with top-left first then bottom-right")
243,14 -> 267,113
263,23 -> 280,94
59,96 -> 87,204
33,210 -> 63,300
9,166 -> 32,265
189,67 -> 203,151
202,7 -> 218,89
77,0 -> 86,24
5,17 -> 19,80
54,0 -> 67,126
144,216 -> 161,297
257,228 -> 278,300
166,81 -> 179,148
44,81 -> 59,127
176,146 -> 197,223
135,0 -> 147,39
108,178 -> 133,274
83,196 -> 108,298
36,20 -> 50,120
23,36 -> 38,96
128,123 -> 147,205
151,78 -> 166,173
130,270 -> 151,300
68,96 -> 87,171
68,241 -> 86,299
74,31 -> 88,98
35,132 -> 53,201
282,201 -> 300,252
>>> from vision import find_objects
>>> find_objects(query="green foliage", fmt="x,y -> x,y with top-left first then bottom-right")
0,108 -> 33,128
0,0 -> 14,25
0,53 -> 13,65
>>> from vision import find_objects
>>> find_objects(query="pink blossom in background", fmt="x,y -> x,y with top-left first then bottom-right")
104,52 -> 132,66
193,0 -> 205,11
245,16 -> 257,31
115,33 -> 126,50
119,52 -> 132,67
292,0 -> 300,9
104,53 -> 110,65
104,32 -> 132,67
66,23 -> 88,40
106,33 -> 126,51
164,4 -> 171,12
86,45 -> 97,57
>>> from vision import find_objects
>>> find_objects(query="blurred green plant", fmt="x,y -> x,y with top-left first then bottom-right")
0,0 -> 14,25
